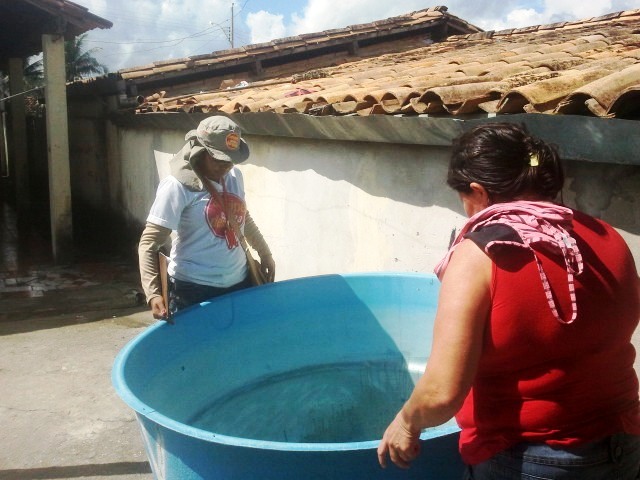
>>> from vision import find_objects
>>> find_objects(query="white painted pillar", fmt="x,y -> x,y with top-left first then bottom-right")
42,33 -> 73,263
8,57 -> 30,219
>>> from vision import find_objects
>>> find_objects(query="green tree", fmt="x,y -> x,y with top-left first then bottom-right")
24,56 -> 44,88
0,33 -> 107,99
0,58 -> 43,102
65,33 -> 108,81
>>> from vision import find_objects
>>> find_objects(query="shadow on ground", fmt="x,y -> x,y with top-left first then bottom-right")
0,261 -> 147,335
0,461 -> 152,480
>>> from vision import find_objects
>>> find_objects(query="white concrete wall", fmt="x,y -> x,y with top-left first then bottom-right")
109,129 -> 640,282
116,128 -> 185,226
80,124 -> 640,377
239,136 -> 464,280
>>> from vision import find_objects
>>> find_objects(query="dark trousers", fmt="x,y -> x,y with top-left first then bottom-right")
168,275 -> 252,316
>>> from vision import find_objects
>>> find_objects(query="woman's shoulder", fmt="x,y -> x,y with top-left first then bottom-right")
159,175 -> 180,186
571,209 -> 625,243
227,167 -> 244,184
224,167 -> 245,194
447,237 -> 494,279
572,209 -> 611,230
157,175 -> 186,193
571,209 -> 635,263
157,175 -> 206,202
465,224 -> 523,251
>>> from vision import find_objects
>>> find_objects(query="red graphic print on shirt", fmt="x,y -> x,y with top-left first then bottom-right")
205,192 -> 246,249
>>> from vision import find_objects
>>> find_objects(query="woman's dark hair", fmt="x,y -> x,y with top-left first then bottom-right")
447,123 -> 564,201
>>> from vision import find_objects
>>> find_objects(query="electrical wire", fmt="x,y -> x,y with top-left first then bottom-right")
81,4 -> 226,32
0,86 -> 45,104
85,25 -> 225,46
234,0 -> 251,17
96,31 -> 232,62
76,1 -> 255,68
84,23 -> 233,62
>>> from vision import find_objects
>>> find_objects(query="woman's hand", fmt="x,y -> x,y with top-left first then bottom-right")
377,412 -> 421,469
261,254 -> 276,282
149,296 -> 168,320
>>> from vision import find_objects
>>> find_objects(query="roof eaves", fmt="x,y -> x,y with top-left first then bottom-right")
121,23 -> 449,85
108,111 -> 640,165
22,0 -> 112,31
118,6 -> 479,83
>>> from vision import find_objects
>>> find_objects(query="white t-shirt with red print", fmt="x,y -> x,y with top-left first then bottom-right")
147,168 -> 247,288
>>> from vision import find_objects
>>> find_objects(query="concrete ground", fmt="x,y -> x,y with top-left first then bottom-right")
0,260 -> 155,480
2,261 -> 639,480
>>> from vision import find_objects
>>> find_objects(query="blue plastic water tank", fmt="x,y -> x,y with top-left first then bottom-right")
112,273 -> 464,479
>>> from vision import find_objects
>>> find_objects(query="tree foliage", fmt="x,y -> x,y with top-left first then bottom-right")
1,33 -> 107,112
2,32 -> 108,90
64,33 -> 108,82
24,57 -> 44,88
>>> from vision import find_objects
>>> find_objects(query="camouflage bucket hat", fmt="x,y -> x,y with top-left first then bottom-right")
192,116 -> 250,164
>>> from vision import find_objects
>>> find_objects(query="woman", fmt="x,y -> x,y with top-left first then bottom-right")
377,123 -> 640,479
138,115 -> 275,320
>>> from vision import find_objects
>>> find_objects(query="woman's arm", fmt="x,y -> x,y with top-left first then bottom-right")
377,239 -> 492,469
244,211 -> 275,282
138,221 -> 172,319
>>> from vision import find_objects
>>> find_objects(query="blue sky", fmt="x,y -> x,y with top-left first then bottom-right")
73,0 -> 640,72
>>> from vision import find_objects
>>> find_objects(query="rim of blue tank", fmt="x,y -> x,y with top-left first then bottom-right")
112,271 -> 460,452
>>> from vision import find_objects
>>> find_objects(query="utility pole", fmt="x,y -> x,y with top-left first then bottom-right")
230,2 -> 234,48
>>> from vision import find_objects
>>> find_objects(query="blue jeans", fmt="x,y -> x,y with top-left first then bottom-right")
464,433 -> 640,480
168,276 -> 252,316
